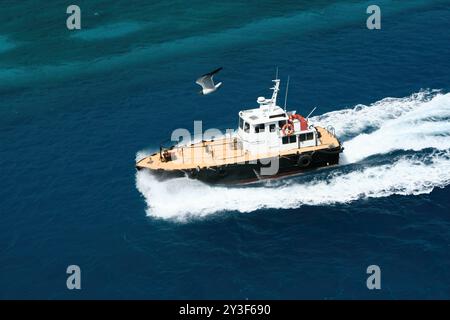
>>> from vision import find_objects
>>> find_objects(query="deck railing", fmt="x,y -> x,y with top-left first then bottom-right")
326,125 -> 336,137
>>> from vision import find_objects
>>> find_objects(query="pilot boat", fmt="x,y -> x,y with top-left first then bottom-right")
136,77 -> 343,184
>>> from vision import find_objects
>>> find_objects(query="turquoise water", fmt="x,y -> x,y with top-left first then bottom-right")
1,0 -> 450,299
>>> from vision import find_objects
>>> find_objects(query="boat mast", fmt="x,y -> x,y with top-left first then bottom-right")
256,68 -> 281,112
270,70 -> 280,110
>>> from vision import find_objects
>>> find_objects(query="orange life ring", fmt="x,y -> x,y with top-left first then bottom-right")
282,123 -> 294,136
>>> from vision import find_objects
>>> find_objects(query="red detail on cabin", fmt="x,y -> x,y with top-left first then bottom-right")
289,114 -> 308,131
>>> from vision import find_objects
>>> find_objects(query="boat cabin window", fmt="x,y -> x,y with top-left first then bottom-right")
282,135 -> 297,144
269,124 -> 276,132
269,113 -> 286,119
299,132 -> 314,141
255,123 -> 265,133
239,117 -> 244,129
278,120 -> 287,128
244,122 -> 250,133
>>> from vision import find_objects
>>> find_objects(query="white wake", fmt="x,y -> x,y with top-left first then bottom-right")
136,90 -> 450,220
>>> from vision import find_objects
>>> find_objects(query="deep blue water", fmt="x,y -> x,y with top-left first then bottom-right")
1,0 -> 450,299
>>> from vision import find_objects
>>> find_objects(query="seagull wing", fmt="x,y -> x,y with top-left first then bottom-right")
196,75 -> 215,90
204,67 -> 223,77
195,67 -> 223,90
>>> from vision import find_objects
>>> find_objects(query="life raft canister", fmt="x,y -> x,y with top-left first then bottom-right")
289,114 -> 308,131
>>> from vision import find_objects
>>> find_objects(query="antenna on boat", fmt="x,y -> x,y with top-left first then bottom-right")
284,76 -> 290,111
268,68 -> 281,109
306,106 -> 317,119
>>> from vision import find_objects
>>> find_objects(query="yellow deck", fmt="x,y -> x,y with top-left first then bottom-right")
136,126 -> 339,171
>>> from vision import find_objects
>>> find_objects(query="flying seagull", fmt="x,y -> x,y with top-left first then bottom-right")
196,67 -> 223,95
